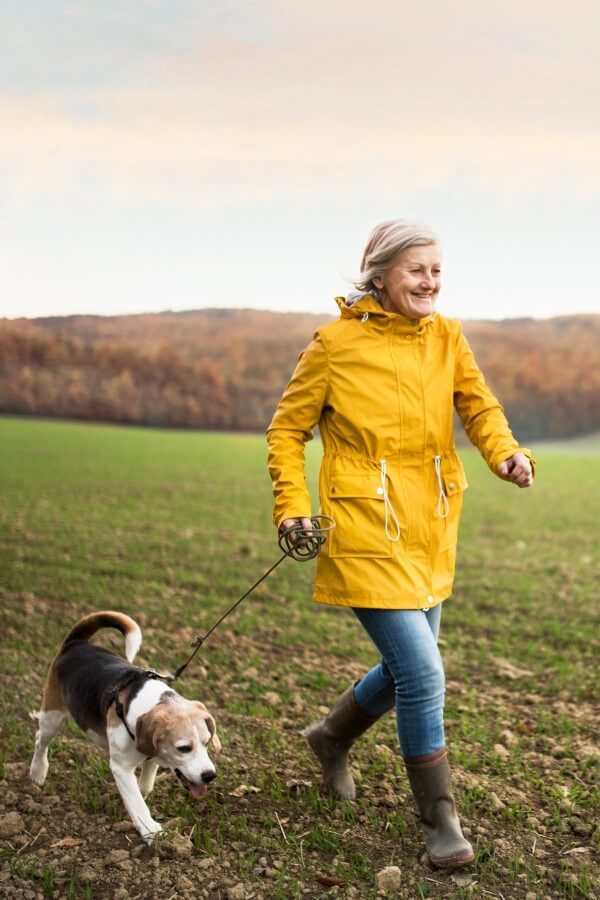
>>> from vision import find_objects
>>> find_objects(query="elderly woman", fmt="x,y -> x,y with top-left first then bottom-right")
266,219 -> 534,869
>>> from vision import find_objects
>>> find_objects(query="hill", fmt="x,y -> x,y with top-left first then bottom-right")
0,308 -> 598,439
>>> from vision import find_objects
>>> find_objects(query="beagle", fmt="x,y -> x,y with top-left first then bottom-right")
30,611 -> 221,841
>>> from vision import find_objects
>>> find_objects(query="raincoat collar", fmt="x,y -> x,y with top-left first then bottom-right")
335,294 -> 436,332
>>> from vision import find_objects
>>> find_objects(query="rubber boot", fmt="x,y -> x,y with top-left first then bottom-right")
404,748 -> 474,868
304,686 -> 379,800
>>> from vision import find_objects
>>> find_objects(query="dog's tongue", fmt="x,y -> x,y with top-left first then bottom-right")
189,781 -> 208,799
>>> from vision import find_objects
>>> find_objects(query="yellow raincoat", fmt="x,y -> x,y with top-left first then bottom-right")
267,295 -> 534,610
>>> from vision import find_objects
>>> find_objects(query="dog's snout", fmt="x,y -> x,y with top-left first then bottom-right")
202,770 -> 217,784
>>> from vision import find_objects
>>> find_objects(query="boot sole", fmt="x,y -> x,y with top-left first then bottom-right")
430,850 -> 475,869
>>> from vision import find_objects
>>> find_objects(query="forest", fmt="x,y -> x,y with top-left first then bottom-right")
0,309 -> 598,440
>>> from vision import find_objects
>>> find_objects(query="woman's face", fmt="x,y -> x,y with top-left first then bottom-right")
374,243 -> 441,319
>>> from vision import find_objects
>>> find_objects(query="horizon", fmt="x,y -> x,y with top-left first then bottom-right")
3,305 -> 598,326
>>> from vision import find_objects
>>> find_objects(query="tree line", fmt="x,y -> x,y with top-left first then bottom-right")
0,309 -> 598,440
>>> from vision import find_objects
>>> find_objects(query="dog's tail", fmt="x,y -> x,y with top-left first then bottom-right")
61,611 -> 142,663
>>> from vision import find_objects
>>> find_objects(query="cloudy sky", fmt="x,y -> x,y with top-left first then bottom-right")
2,0 -> 598,321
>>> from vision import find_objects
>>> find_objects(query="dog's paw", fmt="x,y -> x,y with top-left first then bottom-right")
139,821 -> 163,844
29,760 -> 48,786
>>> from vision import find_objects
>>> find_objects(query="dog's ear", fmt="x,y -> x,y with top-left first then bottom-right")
206,714 -> 222,756
135,711 -> 158,758
194,702 -> 222,756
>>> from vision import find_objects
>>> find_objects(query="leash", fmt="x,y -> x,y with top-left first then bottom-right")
106,517 -> 334,740
171,515 -> 335,680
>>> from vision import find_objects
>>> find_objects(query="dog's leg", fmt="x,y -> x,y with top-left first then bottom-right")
138,758 -> 160,798
30,709 -> 68,786
109,748 -> 163,841
30,664 -> 68,786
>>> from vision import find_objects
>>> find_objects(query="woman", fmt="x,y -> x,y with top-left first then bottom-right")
266,219 -> 534,869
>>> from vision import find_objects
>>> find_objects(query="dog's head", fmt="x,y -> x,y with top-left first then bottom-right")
135,695 -> 221,798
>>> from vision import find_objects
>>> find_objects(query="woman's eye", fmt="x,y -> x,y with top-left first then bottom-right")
178,745 -> 193,754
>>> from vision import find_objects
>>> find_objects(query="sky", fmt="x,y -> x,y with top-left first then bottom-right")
1,0 -> 599,322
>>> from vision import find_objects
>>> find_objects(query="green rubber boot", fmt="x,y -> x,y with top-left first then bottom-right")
305,686 -> 379,800
404,748 -> 474,869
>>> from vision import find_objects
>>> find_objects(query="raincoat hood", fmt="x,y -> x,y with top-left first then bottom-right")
335,293 -> 436,332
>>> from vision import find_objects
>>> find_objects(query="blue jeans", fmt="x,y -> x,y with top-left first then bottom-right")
352,604 -> 445,757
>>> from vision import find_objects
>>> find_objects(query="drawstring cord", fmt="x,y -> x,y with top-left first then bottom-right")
434,455 -> 450,518
379,459 -> 401,541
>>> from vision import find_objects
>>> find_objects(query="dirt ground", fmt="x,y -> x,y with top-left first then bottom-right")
1,612 -> 598,900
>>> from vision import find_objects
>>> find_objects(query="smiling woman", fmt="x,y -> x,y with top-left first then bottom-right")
266,217 -> 536,870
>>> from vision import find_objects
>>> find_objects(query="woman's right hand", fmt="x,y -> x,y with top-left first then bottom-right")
497,452 -> 534,488
279,517 -> 314,545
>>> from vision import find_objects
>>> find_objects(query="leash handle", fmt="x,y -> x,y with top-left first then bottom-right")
278,515 -> 335,560
172,515 -> 335,679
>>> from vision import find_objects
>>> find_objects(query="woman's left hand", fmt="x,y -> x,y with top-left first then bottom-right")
497,452 -> 534,488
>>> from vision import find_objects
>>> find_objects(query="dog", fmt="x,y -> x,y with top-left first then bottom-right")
30,611 -> 221,841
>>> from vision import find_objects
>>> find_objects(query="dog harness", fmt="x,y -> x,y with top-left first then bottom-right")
106,668 -> 175,742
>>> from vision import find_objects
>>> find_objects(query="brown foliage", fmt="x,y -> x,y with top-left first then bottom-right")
0,310 -> 598,439
462,316 -> 600,440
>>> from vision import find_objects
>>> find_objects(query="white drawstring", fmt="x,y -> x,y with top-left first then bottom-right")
434,454 -> 450,518
379,459 -> 401,541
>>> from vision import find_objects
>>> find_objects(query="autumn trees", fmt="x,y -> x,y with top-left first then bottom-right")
0,309 -> 597,440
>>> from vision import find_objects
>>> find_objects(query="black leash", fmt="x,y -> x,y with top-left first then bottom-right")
106,517 -> 335,740
172,516 -> 335,680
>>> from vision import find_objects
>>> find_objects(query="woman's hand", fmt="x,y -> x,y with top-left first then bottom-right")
279,517 -> 314,545
497,452 -> 533,488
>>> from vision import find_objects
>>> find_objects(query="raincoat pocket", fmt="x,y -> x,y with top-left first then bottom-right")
324,473 -> 393,558
442,467 -> 468,496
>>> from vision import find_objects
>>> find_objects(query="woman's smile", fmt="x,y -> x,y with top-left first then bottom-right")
374,244 -> 441,319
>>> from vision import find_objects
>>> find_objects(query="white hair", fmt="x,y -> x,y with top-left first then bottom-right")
354,219 -> 439,298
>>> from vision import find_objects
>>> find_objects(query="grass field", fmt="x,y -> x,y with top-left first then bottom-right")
0,417 -> 598,899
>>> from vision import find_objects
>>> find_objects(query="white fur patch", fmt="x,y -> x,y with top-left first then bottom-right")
30,709 -> 68,786
125,680 -> 172,734
124,623 -> 142,663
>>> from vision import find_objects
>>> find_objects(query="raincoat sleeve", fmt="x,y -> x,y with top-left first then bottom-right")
453,325 -> 536,478
266,331 -> 330,527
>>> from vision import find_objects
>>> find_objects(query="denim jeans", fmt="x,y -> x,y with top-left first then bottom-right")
352,604 -> 445,757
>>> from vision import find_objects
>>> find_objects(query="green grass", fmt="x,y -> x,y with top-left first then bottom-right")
0,416 -> 598,899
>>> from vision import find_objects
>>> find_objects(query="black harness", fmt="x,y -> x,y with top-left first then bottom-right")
106,668 -> 174,742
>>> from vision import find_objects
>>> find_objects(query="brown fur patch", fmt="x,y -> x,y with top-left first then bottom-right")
193,701 -> 222,755
62,611 -> 138,644
106,703 -> 121,731
40,666 -> 65,712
